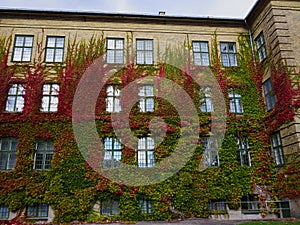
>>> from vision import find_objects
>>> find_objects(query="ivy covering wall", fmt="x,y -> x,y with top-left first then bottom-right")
0,32 -> 299,223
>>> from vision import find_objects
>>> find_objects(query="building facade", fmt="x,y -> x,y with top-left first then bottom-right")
0,0 -> 299,223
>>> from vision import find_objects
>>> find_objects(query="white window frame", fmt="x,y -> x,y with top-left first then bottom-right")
45,36 -> 65,63
136,39 -> 154,65
192,41 -> 210,66
220,42 -> 238,67
139,85 -> 154,112
103,137 -> 122,168
33,140 -> 54,170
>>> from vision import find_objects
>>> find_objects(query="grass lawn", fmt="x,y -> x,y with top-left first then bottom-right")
239,222 -> 300,225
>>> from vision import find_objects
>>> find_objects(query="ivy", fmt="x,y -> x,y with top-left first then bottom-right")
0,32 -> 299,223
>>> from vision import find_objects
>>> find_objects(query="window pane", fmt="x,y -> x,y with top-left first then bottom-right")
22,48 -> 32,61
47,38 -> 56,47
24,37 -> 33,47
54,49 -> 63,62
15,36 -> 24,46
56,38 -> 64,48
12,48 -> 22,61
45,49 -> 54,62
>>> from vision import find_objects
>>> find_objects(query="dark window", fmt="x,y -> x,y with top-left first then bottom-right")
45,36 -> 65,62
0,138 -> 18,171
208,201 -> 226,211
139,199 -> 152,214
26,204 -> 49,218
106,38 -> 124,64
236,137 -> 251,166
136,39 -> 153,65
271,132 -> 285,166
12,35 -> 34,62
220,42 -> 237,66
192,41 -> 210,66
263,78 -> 276,111
34,140 -> 54,170
0,205 -> 9,219
241,195 -> 259,213
229,90 -> 243,114
255,32 -> 267,62
101,199 -> 120,215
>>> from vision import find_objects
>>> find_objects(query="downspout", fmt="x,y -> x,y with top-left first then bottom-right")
245,19 -> 256,66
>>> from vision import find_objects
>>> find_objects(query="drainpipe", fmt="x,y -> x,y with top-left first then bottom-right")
245,19 -> 256,66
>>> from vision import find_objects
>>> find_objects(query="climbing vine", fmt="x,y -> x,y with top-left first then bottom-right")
0,31 -> 299,224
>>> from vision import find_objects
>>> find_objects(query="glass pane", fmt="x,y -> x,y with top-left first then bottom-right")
139,98 -> 146,112
221,54 -> 229,67
5,96 -> 15,111
47,37 -> 56,47
54,49 -> 63,62
201,53 -> 210,66
138,138 -> 146,149
200,42 -> 208,52
114,139 -> 121,149
106,50 -> 115,63
24,37 -> 33,47
43,84 -> 51,95
220,43 -> 227,52
0,153 -> 7,170
107,39 -> 115,49
38,204 -> 48,217
145,86 -> 153,96
7,152 -> 16,170
146,98 -> 154,112
49,97 -> 58,112
115,40 -> 123,49
136,40 -> 144,50
45,49 -> 54,62
145,40 -> 153,50
8,85 -> 17,95
136,51 -> 144,64
115,50 -> 123,64
228,43 -> 236,52
104,138 -> 112,150
41,96 -> 50,111
12,48 -> 22,61
15,96 -> 24,112
1,140 -> 9,151
192,42 -> 200,52
229,54 -> 237,66
145,52 -> 153,64
56,38 -> 64,48
15,36 -> 24,46
138,151 -> 146,167
51,84 -> 60,95
194,53 -> 201,65
147,138 -> 154,149
22,48 -> 32,61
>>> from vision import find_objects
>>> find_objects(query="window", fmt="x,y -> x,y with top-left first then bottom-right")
201,136 -> 219,167
209,201 -> 226,211
45,36 -> 65,62
271,132 -> 284,166
200,87 -> 213,112
106,85 -> 121,112
139,199 -> 152,214
5,84 -> 25,112
106,38 -> 124,64
41,84 -> 59,112
137,137 -> 155,167
192,41 -> 210,66
139,85 -> 154,112
34,140 -> 54,170
229,90 -> 243,114
103,137 -> 122,168
236,137 -> 251,166
0,205 -> 9,219
101,200 -> 120,215
241,195 -> 259,213
26,203 -> 48,218
263,78 -> 276,111
255,32 -> 267,62
12,35 -> 34,62
220,42 -> 237,66
136,39 -> 153,65
0,138 -> 18,171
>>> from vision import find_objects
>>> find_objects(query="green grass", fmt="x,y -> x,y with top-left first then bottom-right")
239,222 -> 300,225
